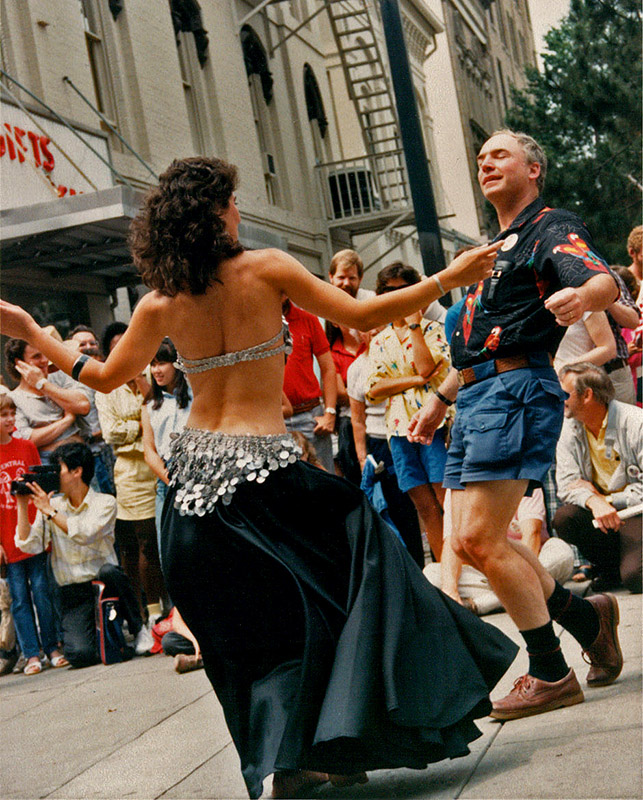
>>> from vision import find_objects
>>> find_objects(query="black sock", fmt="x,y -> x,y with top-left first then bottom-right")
520,621 -> 569,683
546,581 -> 600,651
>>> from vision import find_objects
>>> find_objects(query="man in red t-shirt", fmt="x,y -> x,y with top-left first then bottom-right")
0,393 -> 66,675
282,300 -> 337,472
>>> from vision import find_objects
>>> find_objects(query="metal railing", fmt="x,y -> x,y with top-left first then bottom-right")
316,150 -> 410,223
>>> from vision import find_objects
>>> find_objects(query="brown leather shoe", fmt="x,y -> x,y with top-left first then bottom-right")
490,669 -> 584,720
583,593 -> 623,687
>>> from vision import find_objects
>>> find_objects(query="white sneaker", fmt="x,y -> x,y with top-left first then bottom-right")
134,624 -> 155,656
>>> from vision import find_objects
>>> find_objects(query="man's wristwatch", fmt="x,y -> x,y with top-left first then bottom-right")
45,510 -> 56,521
324,407 -> 337,415
35,377 -> 47,391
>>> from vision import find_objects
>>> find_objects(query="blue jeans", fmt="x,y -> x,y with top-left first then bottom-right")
92,445 -> 116,495
156,480 -> 170,560
6,552 -> 58,659
285,404 -> 334,472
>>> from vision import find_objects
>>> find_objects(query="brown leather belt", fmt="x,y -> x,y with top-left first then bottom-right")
458,353 -> 554,387
292,398 -> 322,414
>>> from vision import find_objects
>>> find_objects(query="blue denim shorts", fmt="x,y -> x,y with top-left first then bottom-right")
443,365 -> 565,490
390,427 -> 448,493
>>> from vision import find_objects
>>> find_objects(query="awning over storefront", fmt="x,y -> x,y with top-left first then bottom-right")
1,185 -> 144,288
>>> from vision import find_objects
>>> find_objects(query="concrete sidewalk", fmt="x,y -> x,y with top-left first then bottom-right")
2,591 -> 640,800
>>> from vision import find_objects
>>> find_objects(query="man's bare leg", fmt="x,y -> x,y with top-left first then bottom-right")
450,480 -> 551,630
450,480 -> 586,719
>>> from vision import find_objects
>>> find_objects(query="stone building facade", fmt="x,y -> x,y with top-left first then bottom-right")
0,0 -> 536,347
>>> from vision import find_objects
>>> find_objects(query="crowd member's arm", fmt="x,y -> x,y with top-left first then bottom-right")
349,397 -> 368,469
314,351 -> 337,435
15,494 -> 48,552
141,405 -> 169,485
14,361 -> 90,416
18,411 -> 76,449
94,391 -> 141,446
281,391 -> 293,419
407,368 -> 459,444
336,373 -> 350,408
608,272 -> 640,329
559,311 -> 616,367
406,312 -> 437,378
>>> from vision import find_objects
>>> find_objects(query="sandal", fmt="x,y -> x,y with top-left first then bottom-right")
50,654 -> 69,668
24,659 -> 42,676
572,565 -> 593,583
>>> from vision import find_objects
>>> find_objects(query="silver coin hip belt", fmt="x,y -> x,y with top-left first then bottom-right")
168,428 -> 302,516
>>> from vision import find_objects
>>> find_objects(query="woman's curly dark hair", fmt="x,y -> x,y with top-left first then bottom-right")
129,157 -> 244,296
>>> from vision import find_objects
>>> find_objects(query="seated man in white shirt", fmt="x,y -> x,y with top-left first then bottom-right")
15,442 -> 152,667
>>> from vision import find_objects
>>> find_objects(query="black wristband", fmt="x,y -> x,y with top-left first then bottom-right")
71,353 -> 90,382
435,389 -> 454,407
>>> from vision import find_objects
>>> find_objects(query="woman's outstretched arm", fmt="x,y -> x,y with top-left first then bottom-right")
0,292 -> 165,393
265,241 -> 503,331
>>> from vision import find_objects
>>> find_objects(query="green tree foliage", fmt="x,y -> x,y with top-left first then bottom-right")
506,0 -> 641,263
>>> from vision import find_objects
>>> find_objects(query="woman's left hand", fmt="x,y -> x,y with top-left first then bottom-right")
0,300 -> 38,340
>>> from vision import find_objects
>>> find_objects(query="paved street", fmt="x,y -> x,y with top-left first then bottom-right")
2,590 -> 641,800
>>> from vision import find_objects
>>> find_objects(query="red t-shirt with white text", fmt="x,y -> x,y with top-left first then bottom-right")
0,436 -> 40,563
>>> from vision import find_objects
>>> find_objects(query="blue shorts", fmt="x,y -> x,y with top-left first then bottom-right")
443,364 -> 565,490
390,427 -> 448,493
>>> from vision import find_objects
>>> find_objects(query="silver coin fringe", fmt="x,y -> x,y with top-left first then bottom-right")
168,428 -> 302,516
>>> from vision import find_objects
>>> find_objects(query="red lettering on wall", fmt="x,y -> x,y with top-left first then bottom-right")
13,127 -> 26,163
3,124 -> 16,159
27,130 -> 41,166
1,121 -> 84,196
39,136 -> 55,171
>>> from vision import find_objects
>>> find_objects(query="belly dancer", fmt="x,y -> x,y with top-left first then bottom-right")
1,156 -> 516,800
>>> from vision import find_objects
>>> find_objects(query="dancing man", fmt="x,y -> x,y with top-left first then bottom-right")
408,130 -> 623,719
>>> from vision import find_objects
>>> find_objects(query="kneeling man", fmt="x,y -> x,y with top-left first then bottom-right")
15,442 -> 153,667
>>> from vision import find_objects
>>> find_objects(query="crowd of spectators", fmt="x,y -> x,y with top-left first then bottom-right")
1,225 -> 641,679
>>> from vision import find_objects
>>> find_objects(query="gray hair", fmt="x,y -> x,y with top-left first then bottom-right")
559,362 -> 615,406
490,129 -> 548,193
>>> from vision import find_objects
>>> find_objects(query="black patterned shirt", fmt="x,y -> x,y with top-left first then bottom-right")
451,197 -> 616,370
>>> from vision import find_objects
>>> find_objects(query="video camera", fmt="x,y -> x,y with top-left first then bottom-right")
10,464 -> 60,496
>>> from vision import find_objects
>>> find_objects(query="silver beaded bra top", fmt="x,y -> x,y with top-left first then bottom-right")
168,429 -> 302,516
174,319 -> 292,374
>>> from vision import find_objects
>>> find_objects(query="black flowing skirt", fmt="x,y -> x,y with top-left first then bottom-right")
162,461 -> 518,799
